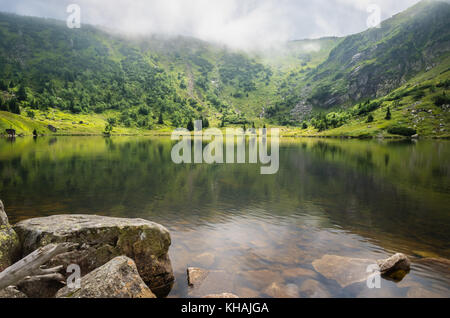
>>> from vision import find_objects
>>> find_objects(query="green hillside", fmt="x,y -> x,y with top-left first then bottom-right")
0,0 -> 449,138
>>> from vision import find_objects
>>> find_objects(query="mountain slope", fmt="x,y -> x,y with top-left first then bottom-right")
306,0 -> 450,109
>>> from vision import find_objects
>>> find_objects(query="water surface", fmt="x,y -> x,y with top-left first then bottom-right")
0,136 -> 449,298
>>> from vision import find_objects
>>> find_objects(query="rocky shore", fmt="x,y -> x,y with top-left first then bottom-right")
0,200 -> 174,298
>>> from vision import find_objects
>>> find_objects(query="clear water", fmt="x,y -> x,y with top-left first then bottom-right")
0,136 -> 449,298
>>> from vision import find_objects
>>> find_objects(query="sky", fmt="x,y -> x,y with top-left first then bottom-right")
0,0 -> 425,50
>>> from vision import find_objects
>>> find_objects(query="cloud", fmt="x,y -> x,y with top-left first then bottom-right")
0,0 -> 423,50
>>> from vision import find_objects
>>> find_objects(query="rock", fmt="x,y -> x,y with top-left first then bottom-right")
411,134 -> 419,139
203,293 -> 239,298
282,267 -> 317,279
56,256 -> 156,298
0,286 -> 28,298
264,282 -> 300,298
0,200 -> 8,226
187,267 -> 209,287
312,255 -> 375,288
0,200 -> 21,272
14,215 -> 174,297
47,125 -> 57,133
299,279 -> 330,298
377,253 -> 411,276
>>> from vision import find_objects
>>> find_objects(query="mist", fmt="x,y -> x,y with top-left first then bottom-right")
0,0 -> 424,50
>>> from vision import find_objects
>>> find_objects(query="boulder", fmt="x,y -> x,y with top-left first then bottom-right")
14,215 -> 174,297
312,255 -> 375,288
56,256 -> 156,298
0,286 -> 27,298
377,253 -> 411,277
0,200 -> 21,272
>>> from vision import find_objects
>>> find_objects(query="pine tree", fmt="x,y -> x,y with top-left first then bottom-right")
187,119 -> 194,132
0,80 -> 7,91
202,117 -> 210,128
385,107 -> 392,120
18,84 -> 27,101
367,114 -> 374,123
8,98 -> 20,114
158,112 -> 164,125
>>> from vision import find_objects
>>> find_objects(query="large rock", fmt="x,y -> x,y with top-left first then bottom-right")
0,200 -> 21,272
14,215 -> 174,297
56,256 -> 156,298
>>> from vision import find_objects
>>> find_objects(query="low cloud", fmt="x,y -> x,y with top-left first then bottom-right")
0,0 -> 423,50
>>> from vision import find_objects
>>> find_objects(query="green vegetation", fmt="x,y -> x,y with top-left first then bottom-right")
0,0 -> 449,138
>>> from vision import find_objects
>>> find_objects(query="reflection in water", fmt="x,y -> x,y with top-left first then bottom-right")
0,136 -> 449,298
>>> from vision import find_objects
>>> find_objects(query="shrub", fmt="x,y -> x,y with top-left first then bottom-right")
367,114 -> 374,123
387,126 -> 416,137
433,94 -> 450,107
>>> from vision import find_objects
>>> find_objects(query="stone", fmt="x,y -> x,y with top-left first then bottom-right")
187,267 -> 209,287
312,255 -> 375,288
0,286 -> 27,298
14,215 -> 174,297
56,256 -> 156,298
299,279 -> 330,298
0,200 -> 21,272
264,282 -> 300,298
203,293 -> 239,298
377,253 -> 411,276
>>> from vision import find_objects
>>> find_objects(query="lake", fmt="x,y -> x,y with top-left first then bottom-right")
0,136 -> 449,298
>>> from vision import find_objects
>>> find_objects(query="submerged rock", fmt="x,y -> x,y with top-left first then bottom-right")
56,256 -> 156,298
187,267 -> 209,287
312,255 -> 375,288
14,214 -> 174,297
0,200 -> 21,272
